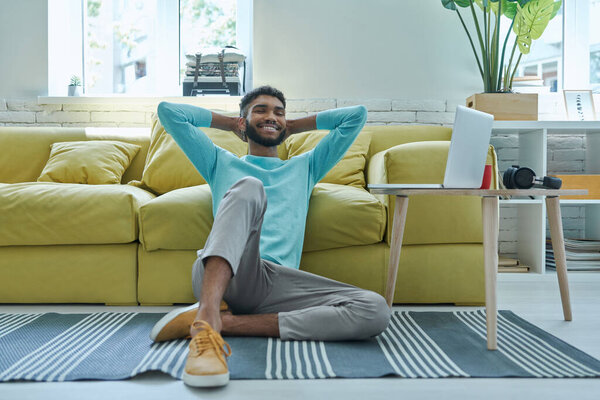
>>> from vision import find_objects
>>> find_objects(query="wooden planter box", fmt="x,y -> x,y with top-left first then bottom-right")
466,93 -> 538,121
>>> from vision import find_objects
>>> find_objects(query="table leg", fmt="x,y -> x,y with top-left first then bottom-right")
545,196 -> 573,321
482,196 -> 499,350
385,195 -> 409,308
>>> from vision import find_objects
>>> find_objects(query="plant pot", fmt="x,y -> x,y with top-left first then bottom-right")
68,85 -> 81,96
466,93 -> 538,121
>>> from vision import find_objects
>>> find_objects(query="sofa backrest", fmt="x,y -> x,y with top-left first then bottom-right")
0,122 -> 496,190
364,125 -> 453,160
0,127 -> 150,184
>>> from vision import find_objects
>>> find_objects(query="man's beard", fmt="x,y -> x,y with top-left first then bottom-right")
245,121 -> 287,147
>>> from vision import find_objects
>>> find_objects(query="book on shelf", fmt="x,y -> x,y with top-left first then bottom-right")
499,256 -> 519,266
545,238 -> 600,271
498,255 -> 530,272
499,265 -> 530,273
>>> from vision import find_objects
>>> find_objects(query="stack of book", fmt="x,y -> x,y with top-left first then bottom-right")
498,256 -> 530,273
183,46 -> 246,96
546,238 -> 600,271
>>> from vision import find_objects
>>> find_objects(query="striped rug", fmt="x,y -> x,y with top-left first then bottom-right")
0,310 -> 598,382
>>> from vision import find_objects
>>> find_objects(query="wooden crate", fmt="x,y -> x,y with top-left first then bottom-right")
466,93 -> 538,121
555,175 -> 600,199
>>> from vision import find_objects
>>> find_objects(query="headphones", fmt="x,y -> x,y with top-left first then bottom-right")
503,165 -> 562,189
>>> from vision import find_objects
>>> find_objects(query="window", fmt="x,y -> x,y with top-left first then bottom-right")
84,0 -> 164,95
512,0 -> 600,93
48,0 -> 250,96
515,4 -> 563,92
590,0 -> 600,92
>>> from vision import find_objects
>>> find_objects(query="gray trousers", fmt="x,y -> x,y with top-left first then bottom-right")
192,176 -> 391,341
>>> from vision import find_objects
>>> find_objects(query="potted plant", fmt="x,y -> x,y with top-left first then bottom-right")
442,0 -> 562,120
68,75 -> 82,96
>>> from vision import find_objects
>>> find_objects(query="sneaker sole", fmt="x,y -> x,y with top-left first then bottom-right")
149,303 -> 199,342
182,371 -> 230,387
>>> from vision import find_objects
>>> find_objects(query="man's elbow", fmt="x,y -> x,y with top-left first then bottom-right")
351,105 -> 368,125
156,101 -> 171,120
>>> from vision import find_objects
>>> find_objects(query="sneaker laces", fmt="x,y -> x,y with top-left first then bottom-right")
189,320 -> 232,364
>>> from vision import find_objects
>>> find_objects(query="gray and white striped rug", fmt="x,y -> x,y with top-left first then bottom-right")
0,310 -> 598,382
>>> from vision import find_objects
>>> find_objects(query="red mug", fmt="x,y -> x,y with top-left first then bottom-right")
480,164 -> 492,189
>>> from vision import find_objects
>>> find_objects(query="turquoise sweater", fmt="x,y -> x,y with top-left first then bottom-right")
157,102 -> 367,269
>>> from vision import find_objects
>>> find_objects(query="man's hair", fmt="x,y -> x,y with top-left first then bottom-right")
239,85 -> 286,118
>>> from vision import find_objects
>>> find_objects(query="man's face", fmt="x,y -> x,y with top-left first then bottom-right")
244,95 -> 287,147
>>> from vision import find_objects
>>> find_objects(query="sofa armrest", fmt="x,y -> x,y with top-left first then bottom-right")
366,141 -> 498,246
366,149 -> 389,209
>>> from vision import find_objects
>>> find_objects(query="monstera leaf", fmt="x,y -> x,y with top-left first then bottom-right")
441,0 -> 472,10
502,0 -> 528,18
513,0 -> 558,54
473,0 -> 501,12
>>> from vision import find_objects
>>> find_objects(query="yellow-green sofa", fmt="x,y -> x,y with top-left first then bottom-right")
0,116 -> 497,306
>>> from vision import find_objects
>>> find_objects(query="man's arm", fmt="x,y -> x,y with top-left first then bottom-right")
285,115 -> 317,138
157,101 -> 220,183
210,113 -> 244,139
308,105 -> 368,184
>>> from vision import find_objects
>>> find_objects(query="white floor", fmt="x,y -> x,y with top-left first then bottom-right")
1,272 -> 599,400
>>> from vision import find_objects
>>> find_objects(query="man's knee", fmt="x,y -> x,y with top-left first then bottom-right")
231,176 -> 266,207
370,292 -> 392,336
356,291 -> 391,339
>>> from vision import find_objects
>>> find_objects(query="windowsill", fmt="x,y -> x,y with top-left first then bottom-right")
38,95 -> 242,108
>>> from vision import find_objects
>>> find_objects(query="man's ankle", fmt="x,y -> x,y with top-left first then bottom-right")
192,305 -> 222,335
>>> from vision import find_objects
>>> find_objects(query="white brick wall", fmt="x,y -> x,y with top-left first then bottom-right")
286,99 -> 336,113
36,111 -> 90,123
338,99 -> 391,111
367,111 -> 416,123
0,111 -> 35,123
393,99 -> 445,112
416,111 -> 455,124
91,111 -> 145,123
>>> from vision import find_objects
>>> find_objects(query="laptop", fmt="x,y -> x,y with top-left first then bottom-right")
369,105 -> 493,189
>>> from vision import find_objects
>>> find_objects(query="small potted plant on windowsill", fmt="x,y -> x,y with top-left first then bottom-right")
68,75 -> 82,96
442,0 -> 562,120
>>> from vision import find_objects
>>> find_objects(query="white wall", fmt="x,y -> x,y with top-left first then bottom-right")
0,0 -> 48,98
253,0 -> 481,100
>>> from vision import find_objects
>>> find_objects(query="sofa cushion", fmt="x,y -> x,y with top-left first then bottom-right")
37,140 -> 140,184
284,131 -> 371,188
303,183 -> 386,252
139,182 -> 386,253
129,114 -> 247,195
0,182 -> 155,246
139,184 -> 213,251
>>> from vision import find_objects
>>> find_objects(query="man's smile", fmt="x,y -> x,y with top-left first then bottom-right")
257,122 -> 281,133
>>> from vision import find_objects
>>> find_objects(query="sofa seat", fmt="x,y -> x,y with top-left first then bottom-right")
139,182 -> 386,252
0,182 -> 154,246
139,184 -> 213,251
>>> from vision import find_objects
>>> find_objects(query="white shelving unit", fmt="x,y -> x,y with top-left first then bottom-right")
493,120 -> 600,274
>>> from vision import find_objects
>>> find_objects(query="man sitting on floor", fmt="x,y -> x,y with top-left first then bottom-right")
150,86 -> 391,388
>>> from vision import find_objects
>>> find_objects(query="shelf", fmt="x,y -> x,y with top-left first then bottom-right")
500,199 -> 544,204
500,199 -> 600,205
493,121 -> 600,130
559,199 -> 600,205
492,121 -> 600,275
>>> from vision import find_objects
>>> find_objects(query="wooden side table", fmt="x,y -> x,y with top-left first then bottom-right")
367,186 -> 588,350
